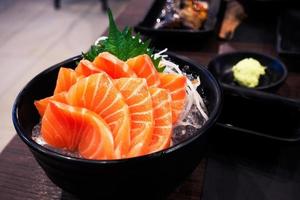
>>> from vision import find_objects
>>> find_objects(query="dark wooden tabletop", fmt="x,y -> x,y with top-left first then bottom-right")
1,0 -> 300,199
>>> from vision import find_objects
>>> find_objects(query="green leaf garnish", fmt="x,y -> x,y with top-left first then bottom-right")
83,9 -> 164,72
82,45 -> 105,61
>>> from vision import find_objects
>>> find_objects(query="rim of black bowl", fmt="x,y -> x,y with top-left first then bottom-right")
12,53 -> 222,164
208,51 -> 288,91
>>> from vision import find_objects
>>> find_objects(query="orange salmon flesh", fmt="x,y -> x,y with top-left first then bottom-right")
34,52 -> 188,159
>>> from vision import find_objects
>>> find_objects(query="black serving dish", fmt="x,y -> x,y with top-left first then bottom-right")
134,0 -> 221,43
277,8 -> 300,57
216,86 -> 300,143
12,53 -> 222,199
208,51 -> 288,92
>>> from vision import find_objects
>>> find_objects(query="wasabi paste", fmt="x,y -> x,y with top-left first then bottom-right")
232,58 -> 266,88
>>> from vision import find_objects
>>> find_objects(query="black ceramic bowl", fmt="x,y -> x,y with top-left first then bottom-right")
207,51 -> 288,92
12,52 -> 222,199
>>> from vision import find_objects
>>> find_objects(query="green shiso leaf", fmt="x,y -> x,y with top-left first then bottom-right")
82,45 -> 105,61
83,9 -> 163,71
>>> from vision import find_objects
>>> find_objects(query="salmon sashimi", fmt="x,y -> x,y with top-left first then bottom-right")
41,101 -> 114,160
66,73 -> 131,158
126,54 -> 160,88
34,92 -> 67,116
114,78 -> 154,158
54,67 -> 81,95
93,52 -> 137,79
147,87 -> 172,154
75,59 -> 104,77
159,73 -> 187,124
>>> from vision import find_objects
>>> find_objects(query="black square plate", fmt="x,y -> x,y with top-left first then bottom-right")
217,87 -> 300,143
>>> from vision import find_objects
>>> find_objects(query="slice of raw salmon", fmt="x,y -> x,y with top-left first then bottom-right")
34,92 -> 67,116
54,67 -> 80,95
114,78 -> 154,158
93,52 -> 137,79
66,73 -> 130,158
75,59 -> 104,77
159,73 -> 187,124
126,54 -> 160,88
147,87 -> 172,154
41,101 -> 114,160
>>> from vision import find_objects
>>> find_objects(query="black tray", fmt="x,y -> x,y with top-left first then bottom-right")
203,93 -> 300,200
277,8 -> 300,57
216,86 -> 300,143
202,134 -> 300,200
134,0 -> 221,42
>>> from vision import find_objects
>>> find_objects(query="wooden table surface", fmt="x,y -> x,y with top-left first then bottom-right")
1,0 -> 299,199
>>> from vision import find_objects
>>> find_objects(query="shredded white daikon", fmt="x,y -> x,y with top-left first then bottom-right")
94,36 -> 108,45
154,49 -> 209,123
